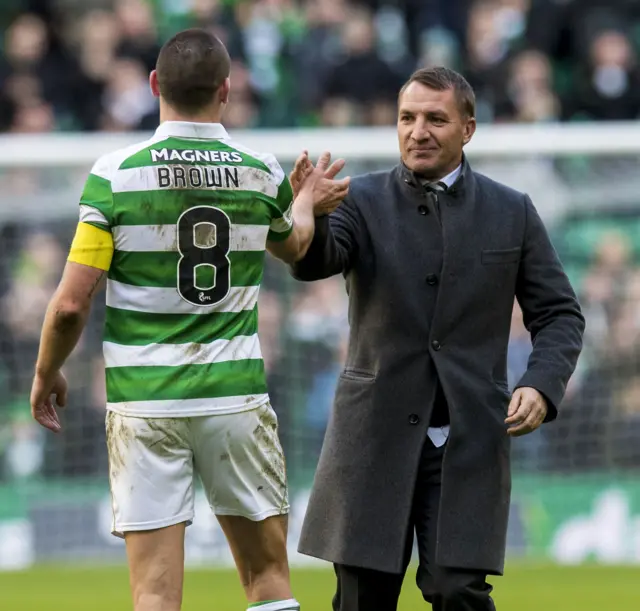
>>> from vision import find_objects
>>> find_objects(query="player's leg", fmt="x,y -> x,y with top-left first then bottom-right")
126,524 -> 186,611
217,514 -> 294,604
106,412 -> 195,611
192,402 -> 299,610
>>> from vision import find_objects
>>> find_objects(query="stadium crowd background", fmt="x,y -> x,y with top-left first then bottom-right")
2,0 -> 640,486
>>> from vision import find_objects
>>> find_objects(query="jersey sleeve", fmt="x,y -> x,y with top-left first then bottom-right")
78,156 -> 114,230
267,172 -> 294,243
68,156 -> 115,271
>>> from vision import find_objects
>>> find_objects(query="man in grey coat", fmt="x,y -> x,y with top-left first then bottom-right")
289,67 -> 585,610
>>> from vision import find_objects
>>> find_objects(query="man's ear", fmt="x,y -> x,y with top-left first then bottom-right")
219,77 -> 230,105
149,70 -> 160,98
462,117 -> 476,146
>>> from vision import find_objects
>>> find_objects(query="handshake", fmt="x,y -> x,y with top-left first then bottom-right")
290,150 -> 351,217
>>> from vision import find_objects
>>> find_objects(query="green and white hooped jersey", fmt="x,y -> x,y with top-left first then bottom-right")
79,121 -> 293,417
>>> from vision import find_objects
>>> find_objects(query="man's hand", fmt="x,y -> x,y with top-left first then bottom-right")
30,370 -> 68,433
505,387 -> 548,436
297,151 -> 350,216
290,150 -> 314,198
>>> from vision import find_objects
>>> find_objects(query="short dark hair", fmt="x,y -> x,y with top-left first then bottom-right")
400,67 -> 476,119
156,29 -> 230,113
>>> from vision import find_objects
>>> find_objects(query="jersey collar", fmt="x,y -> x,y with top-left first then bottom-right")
154,121 -> 229,140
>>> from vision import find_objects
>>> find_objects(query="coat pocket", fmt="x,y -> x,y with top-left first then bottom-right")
481,247 -> 521,265
339,368 -> 376,382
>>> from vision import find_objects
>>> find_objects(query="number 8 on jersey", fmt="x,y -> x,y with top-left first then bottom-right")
177,205 -> 231,306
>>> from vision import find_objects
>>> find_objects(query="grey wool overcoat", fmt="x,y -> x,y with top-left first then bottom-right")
290,158 -> 584,575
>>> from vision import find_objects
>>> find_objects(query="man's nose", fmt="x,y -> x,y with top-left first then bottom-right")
410,119 -> 430,142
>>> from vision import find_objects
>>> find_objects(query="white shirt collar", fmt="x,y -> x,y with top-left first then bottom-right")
418,163 -> 462,189
438,164 -> 462,189
154,121 -> 229,140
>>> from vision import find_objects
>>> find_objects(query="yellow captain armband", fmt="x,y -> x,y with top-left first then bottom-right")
68,222 -> 114,271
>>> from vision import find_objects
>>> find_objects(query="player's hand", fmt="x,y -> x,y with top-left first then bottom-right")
298,151 -> 350,216
505,386 -> 547,437
290,150 -> 314,199
30,370 -> 68,433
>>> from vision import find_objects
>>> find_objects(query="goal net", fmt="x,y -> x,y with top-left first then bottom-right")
1,124 -> 639,569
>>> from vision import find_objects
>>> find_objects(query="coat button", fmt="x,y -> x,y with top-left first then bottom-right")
409,414 -> 420,425
431,340 -> 441,351
426,274 -> 438,285
417,205 -> 428,215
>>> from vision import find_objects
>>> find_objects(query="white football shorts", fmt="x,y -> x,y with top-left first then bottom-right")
105,402 -> 289,537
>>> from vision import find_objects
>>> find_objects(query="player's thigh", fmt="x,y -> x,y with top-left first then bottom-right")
191,402 -> 289,522
126,523 -> 186,607
106,411 -> 195,536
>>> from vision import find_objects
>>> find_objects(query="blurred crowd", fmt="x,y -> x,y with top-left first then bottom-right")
3,0 -> 640,133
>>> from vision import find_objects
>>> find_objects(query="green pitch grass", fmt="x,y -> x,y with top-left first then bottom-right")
1,565 -> 638,610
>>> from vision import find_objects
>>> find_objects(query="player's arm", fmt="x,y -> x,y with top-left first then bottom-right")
267,152 -> 349,264
31,161 -> 115,433
266,191 -> 316,265
36,225 -> 113,378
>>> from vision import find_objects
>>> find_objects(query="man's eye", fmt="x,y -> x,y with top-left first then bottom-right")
431,117 -> 446,126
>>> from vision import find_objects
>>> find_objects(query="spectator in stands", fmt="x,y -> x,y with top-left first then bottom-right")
563,28 -> 640,120
289,278 -> 349,467
0,13 -> 64,131
548,231 -> 638,472
321,6 -> 404,126
222,60 -> 260,128
463,0 -> 518,121
293,0 -> 346,119
70,10 -> 121,131
580,231 -> 632,355
495,49 -> 560,122
114,0 -> 161,73
100,57 -> 158,131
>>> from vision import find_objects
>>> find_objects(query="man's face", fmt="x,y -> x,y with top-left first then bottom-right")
397,82 -> 476,178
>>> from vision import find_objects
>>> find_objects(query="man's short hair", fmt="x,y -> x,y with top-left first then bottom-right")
400,67 -> 476,119
156,28 -> 230,113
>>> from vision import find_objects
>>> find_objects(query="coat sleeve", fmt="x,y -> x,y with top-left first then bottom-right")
290,195 -> 360,281
514,195 -> 585,422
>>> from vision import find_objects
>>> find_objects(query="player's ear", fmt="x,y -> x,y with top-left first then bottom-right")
219,77 -> 230,105
149,70 -> 160,98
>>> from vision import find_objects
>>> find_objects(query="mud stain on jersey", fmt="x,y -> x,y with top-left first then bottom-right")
247,166 -> 274,196
154,224 -> 177,252
182,342 -> 202,363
